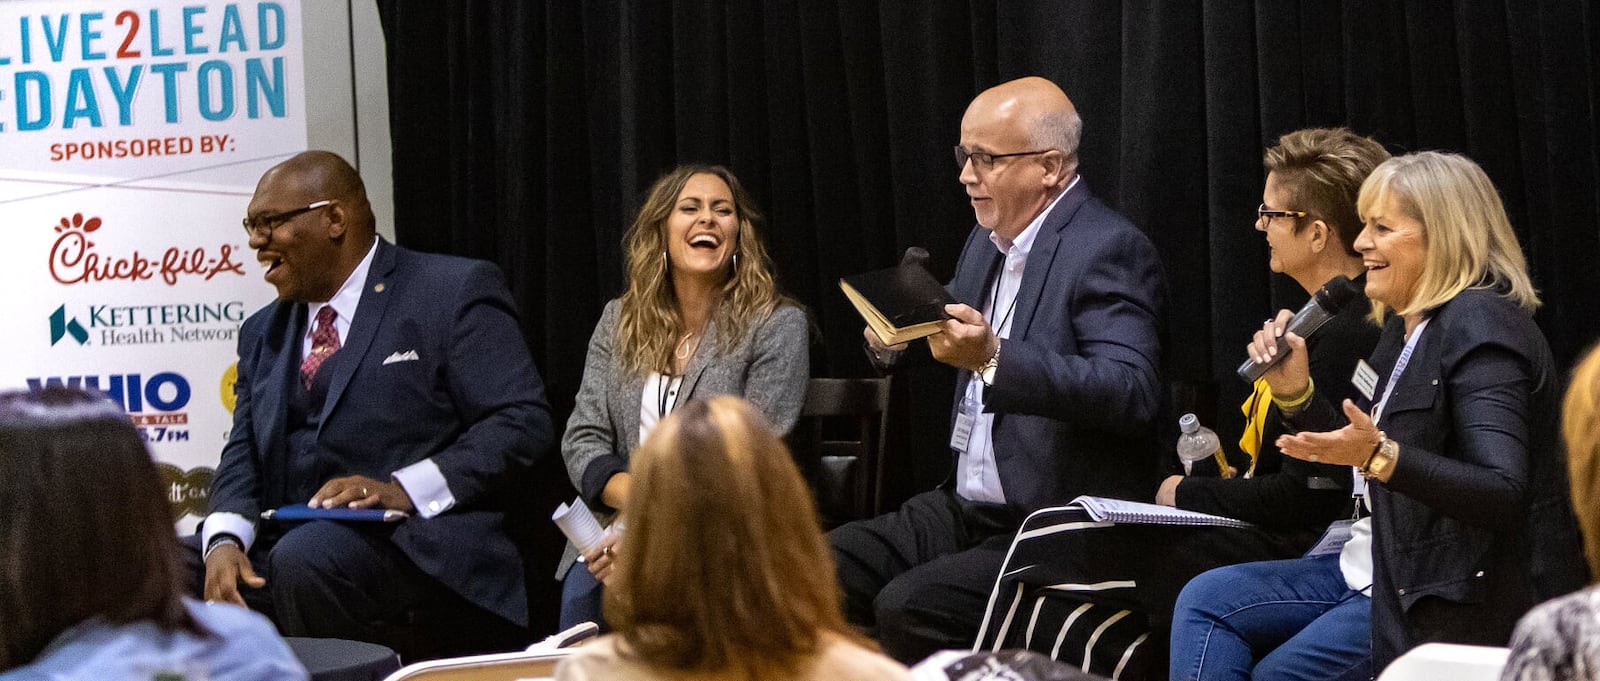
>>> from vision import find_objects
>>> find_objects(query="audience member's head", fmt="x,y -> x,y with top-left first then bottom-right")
244,150 -> 377,303
0,388 -> 198,671
1355,150 -> 1538,320
1564,345 -> 1600,580
618,165 -> 782,374
957,76 -> 1082,239
604,395 -> 860,677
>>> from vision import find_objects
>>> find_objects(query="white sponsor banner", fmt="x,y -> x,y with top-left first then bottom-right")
0,0 -> 306,531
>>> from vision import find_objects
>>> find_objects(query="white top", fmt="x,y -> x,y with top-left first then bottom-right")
956,175 -> 1079,504
1340,318 -> 1430,593
638,372 -> 684,445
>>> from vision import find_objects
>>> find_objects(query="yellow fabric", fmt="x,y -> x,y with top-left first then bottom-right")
1238,379 -> 1273,477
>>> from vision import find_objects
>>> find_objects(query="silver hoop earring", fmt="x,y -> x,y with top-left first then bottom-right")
732,253 -> 739,270
661,250 -> 668,273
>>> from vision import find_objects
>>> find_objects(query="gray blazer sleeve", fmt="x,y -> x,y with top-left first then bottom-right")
561,300 -> 626,508
740,303 -> 810,434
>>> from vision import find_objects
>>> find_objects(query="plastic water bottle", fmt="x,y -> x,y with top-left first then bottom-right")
1177,413 -> 1229,477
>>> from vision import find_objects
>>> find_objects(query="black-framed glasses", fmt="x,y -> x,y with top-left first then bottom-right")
1256,203 -> 1307,226
243,200 -> 333,239
954,145 -> 1052,172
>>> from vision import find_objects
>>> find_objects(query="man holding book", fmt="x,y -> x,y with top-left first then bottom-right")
830,76 -> 1166,663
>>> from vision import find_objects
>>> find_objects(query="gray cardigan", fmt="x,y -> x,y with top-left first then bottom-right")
557,299 -> 809,576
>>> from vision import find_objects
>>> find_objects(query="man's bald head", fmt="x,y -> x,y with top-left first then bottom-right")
257,151 -> 376,238
969,77 -> 1083,171
246,151 -> 378,302
958,77 -> 1083,238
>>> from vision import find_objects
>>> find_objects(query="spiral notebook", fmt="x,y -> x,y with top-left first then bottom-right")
1070,495 -> 1253,529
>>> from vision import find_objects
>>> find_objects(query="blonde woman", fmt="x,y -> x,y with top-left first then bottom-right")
1502,345 -> 1600,680
1174,151 -> 1586,678
558,165 -> 809,628
555,396 -> 907,681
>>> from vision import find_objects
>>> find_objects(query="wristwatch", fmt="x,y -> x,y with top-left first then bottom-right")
1362,432 -> 1399,482
978,340 -> 1001,386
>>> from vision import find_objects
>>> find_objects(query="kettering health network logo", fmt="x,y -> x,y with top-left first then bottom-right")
50,301 -> 248,347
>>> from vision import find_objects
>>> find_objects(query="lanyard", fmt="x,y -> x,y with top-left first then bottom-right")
1372,318 -> 1430,424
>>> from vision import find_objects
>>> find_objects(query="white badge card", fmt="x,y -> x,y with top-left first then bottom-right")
1303,519 -> 1357,557
1352,360 -> 1379,402
950,398 -> 977,453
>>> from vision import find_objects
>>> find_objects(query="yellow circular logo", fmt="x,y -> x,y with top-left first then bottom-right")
220,363 -> 238,413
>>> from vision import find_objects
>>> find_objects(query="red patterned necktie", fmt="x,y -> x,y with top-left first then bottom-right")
300,306 -> 341,388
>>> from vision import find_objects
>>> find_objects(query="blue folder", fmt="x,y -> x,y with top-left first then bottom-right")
260,503 -> 409,523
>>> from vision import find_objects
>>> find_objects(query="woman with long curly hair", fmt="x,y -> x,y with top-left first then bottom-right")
557,165 -> 809,629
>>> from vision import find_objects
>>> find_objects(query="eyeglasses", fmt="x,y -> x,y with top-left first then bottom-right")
954,145 -> 1052,172
1256,203 -> 1307,227
242,200 -> 333,239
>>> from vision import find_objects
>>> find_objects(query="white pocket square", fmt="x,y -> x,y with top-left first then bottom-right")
383,349 -> 420,365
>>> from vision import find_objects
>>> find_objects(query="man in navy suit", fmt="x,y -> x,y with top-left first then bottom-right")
833,77 -> 1166,662
199,151 -> 552,644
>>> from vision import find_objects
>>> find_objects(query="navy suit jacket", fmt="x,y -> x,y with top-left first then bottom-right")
210,239 -> 553,626
947,180 -> 1165,511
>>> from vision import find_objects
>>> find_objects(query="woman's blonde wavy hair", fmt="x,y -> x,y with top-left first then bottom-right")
1563,345 -> 1600,580
616,165 -> 782,375
1355,151 -> 1539,321
606,396 -> 869,678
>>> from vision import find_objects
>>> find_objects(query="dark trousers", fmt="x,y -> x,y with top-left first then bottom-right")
184,520 -> 440,642
829,489 -> 1022,664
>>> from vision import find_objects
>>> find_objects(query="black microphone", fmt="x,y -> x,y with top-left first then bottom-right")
1236,275 -> 1362,383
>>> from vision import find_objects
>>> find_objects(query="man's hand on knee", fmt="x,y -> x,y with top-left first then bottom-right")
204,543 -> 266,607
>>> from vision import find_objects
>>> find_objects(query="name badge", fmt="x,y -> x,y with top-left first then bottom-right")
1352,360 -> 1379,402
1303,519 -> 1356,557
950,410 -> 975,453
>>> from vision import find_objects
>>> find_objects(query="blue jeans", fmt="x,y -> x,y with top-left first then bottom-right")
1169,555 -> 1372,681
558,560 -> 607,632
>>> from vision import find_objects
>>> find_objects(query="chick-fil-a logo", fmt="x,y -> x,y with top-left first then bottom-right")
49,213 -> 246,287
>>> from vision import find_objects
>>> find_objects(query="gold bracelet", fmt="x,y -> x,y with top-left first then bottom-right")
1271,377 -> 1316,410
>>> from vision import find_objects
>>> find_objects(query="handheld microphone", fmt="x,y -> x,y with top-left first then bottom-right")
1236,275 -> 1362,383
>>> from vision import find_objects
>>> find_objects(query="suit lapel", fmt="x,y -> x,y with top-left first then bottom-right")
676,317 -> 722,403
320,239 -> 397,431
1011,181 -> 1089,340
256,301 -> 301,464
619,371 -> 646,447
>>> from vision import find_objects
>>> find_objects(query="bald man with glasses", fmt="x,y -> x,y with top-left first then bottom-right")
832,76 -> 1166,662
196,151 -> 552,649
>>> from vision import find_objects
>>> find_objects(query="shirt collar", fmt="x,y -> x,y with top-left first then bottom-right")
307,238 -> 378,329
989,174 -> 1080,256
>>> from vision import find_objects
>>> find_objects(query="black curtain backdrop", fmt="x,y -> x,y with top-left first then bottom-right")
375,1 -> 1600,632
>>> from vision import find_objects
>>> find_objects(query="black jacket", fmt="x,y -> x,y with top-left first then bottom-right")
1288,288 -> 1587,670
